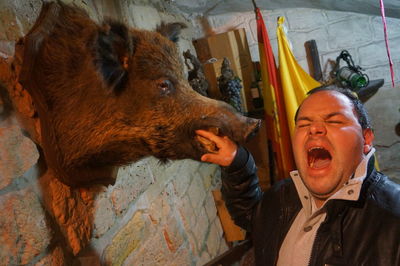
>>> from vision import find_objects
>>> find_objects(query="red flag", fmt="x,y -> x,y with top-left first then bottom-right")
255,8 -> 295,181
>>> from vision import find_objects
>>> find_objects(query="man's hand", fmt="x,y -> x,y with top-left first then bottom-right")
196,130 -> 238,167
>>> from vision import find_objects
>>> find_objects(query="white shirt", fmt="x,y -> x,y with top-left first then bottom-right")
277,148 -> 375,266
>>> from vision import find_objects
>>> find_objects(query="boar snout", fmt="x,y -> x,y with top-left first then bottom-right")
193,112 -> 261,156
227,114 -> 261,144
194,102 -> 261,144
243,117 -> 261,142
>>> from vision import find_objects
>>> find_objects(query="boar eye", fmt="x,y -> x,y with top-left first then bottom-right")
158,79 -> 175,95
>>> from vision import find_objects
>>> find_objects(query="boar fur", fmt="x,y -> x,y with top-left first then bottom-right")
19,2 -> 260,187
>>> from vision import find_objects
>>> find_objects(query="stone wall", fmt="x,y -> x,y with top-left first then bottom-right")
205,8 -> 400,181
0,1 -> 228,265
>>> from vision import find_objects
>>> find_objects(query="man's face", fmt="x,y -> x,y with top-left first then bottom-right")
293,91 -> 374,202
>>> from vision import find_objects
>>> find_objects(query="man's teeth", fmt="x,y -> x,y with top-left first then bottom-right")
308,147 -> 324,152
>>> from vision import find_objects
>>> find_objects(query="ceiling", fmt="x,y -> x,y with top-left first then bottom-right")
168,0 -> 400,19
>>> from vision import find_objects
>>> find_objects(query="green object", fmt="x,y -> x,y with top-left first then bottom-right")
336,66 -> 367,90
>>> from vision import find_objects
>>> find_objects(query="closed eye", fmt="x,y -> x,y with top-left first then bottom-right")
297,123 -> 310,128
326,120 -> 343,124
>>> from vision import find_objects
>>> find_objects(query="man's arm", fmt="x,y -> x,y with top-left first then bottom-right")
196,130 -> 263,231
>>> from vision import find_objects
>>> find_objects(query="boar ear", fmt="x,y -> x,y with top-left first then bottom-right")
96,20 -> 134,93
156,22 -> 187,43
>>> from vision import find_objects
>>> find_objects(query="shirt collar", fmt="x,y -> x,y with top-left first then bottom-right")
290,148 -> 376,216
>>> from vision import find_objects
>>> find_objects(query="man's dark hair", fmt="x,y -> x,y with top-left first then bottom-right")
294,85 -> 372,130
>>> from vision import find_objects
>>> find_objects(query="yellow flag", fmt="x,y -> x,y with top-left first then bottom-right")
277,17 -> 321,136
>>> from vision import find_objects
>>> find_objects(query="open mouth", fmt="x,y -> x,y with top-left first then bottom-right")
307,147 -> 332,169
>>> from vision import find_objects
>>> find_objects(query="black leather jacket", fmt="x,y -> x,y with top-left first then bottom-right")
221,147 -> 400,266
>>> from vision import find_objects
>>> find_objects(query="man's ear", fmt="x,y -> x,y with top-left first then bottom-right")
363,128 -> 375,154
96,20 -> 134,94
156,22 -> 187,43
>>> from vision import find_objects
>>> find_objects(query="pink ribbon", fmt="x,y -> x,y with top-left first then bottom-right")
380,0 -> 395,87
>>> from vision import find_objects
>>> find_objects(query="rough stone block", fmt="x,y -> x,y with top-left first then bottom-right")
325,10 -> 352,22
327,16 -> 372,50
364,86 -> 400,179
57,0 -> 99,21
0,40 -> 14,57
111,160 -> 153,215
0,122 -> 39,190
42,172 -> 98,255
359,38 -> 400,67
192,206 -> 209,251
145,160 -> 183,204
146,156 -> 168,182
218,232 -> 229,255
0,5 -> 23,41
249,43 -> 260,62
207,13 -> 240,33
93,195 -> 116,238
248,18 -> 258,45
162,216 -> 185,253
128,5 -> 161,30
372,16 -> 400,40
206,219 -> 222,258
396,62 -> 400,82
0,189 -> 51,265
103,211 -> 145,265
196,250 -> 212,266
289,27 -> 329,59
362,65 -> 395,84
123,230 -> 170,266
204,193 -> 218,222
91,0 -> 122,21
285,9 -> 327,31
178,194 -> 196,230
148,184 -> 173,225
6,1 -> 43,34
169,244 -> 192,266
172,171 -> 192,198
365,87 -> 400,145
179,159 -> 202,175
187,173 -> 207,212
198,163 -> 218,190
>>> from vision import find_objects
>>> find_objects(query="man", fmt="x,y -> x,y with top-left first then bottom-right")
196,86 -> 400,265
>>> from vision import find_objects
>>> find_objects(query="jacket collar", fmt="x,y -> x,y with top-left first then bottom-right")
289,148 -> 376,214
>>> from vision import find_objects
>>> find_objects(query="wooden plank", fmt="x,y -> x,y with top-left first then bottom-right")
203,59 -> 223,99
231,29 -> 255,113
193,29 -> 256,113
212,190 -> 246,242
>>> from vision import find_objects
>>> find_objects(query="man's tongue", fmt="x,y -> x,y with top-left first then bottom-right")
308,148 -> 331,169
310,157 -> 331,169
